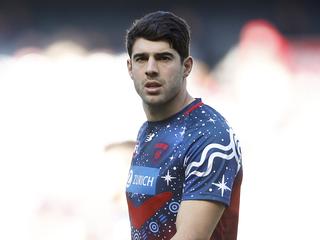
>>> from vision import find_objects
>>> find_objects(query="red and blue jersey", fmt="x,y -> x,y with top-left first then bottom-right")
126,98 -> 242,240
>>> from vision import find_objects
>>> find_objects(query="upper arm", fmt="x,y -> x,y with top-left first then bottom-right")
172,200 -> 225,240
172,123 -> 242,240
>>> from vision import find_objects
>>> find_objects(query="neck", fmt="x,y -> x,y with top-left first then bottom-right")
144,92 -> 194,122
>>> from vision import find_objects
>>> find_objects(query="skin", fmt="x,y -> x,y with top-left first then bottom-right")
127,38 -> 225,239
172,200 -> 225,240
127,38 -> 194,121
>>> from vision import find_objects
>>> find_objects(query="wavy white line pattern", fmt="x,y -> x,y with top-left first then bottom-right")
185,128 -> 241,179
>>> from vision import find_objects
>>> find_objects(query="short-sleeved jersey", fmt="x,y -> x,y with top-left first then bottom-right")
126,98 -> 242,240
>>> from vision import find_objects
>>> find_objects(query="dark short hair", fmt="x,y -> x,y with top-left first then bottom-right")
126,11 -> 191,61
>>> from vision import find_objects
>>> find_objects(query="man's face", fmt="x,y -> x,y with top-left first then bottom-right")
127,38 -> 190,106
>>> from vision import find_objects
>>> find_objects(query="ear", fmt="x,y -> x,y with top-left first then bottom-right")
127,58 -> 133,79
183,56 -> 193,79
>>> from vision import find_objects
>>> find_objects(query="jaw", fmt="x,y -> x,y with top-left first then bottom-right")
141,86 -> 191,121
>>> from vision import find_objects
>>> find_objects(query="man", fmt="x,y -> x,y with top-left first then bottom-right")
125,11 -> 242,240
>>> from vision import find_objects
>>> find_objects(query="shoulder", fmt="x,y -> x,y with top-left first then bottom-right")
185,103 -> 231,139
183,103 -> 242,168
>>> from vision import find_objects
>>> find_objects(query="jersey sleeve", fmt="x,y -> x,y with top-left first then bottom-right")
182,125 -> 242,206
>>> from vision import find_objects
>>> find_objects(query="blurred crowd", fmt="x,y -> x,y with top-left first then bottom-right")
0,18 -> 320,240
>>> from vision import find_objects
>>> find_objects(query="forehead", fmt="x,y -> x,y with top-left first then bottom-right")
131,38 -> 177,55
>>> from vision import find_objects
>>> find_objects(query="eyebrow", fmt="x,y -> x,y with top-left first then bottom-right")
132,53 -> 147,60
132,51 -> 175,60
155,52 -> 175,58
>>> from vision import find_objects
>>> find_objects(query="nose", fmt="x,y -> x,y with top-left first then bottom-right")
145,57 -> 159,78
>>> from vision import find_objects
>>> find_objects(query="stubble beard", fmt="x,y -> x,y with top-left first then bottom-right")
141,85 -> 186,119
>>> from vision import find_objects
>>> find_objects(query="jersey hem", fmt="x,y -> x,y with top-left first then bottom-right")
182,194 -> 230,207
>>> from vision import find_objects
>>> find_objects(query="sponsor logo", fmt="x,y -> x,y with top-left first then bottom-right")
132,174 -> 155,187
126,166 -> 159,195
126,170 -> 133,188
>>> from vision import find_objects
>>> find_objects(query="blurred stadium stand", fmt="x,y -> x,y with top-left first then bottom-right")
0,1 -> 319,240
0,0 -> 319,66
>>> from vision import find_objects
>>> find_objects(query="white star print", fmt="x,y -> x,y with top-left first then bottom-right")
169,155 -> 174,160
179,126 -> 186,136
212,175 -> 231,197
161,170 -> 176,186
208,118 -> 216,124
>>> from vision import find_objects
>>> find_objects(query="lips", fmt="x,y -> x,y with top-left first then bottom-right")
144,81 -> 162,88
144,81 -> 162,94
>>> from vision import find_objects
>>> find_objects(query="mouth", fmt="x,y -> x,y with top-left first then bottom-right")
144,81 -> 162,94
144,81 -> 162,88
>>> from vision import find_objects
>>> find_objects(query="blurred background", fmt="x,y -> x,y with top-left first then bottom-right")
0,0 -> 319,239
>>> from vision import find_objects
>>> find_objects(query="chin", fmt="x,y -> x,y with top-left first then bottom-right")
143,95 -> 166,106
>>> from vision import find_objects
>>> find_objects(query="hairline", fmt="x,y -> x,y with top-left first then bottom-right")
129,38 -> 186,63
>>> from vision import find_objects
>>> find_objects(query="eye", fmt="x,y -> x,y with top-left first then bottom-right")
161,57 -> 170,61
159,56 -> 171,61
134,56 -> 148,63
135,57 -> 146,62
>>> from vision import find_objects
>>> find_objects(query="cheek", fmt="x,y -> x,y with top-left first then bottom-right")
131,66 -> 145,79
131,73 -> 143,92
165,66 -> 184,81
132,77 -> 141,89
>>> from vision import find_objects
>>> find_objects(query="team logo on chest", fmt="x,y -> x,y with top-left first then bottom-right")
152,142 -> 169,164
